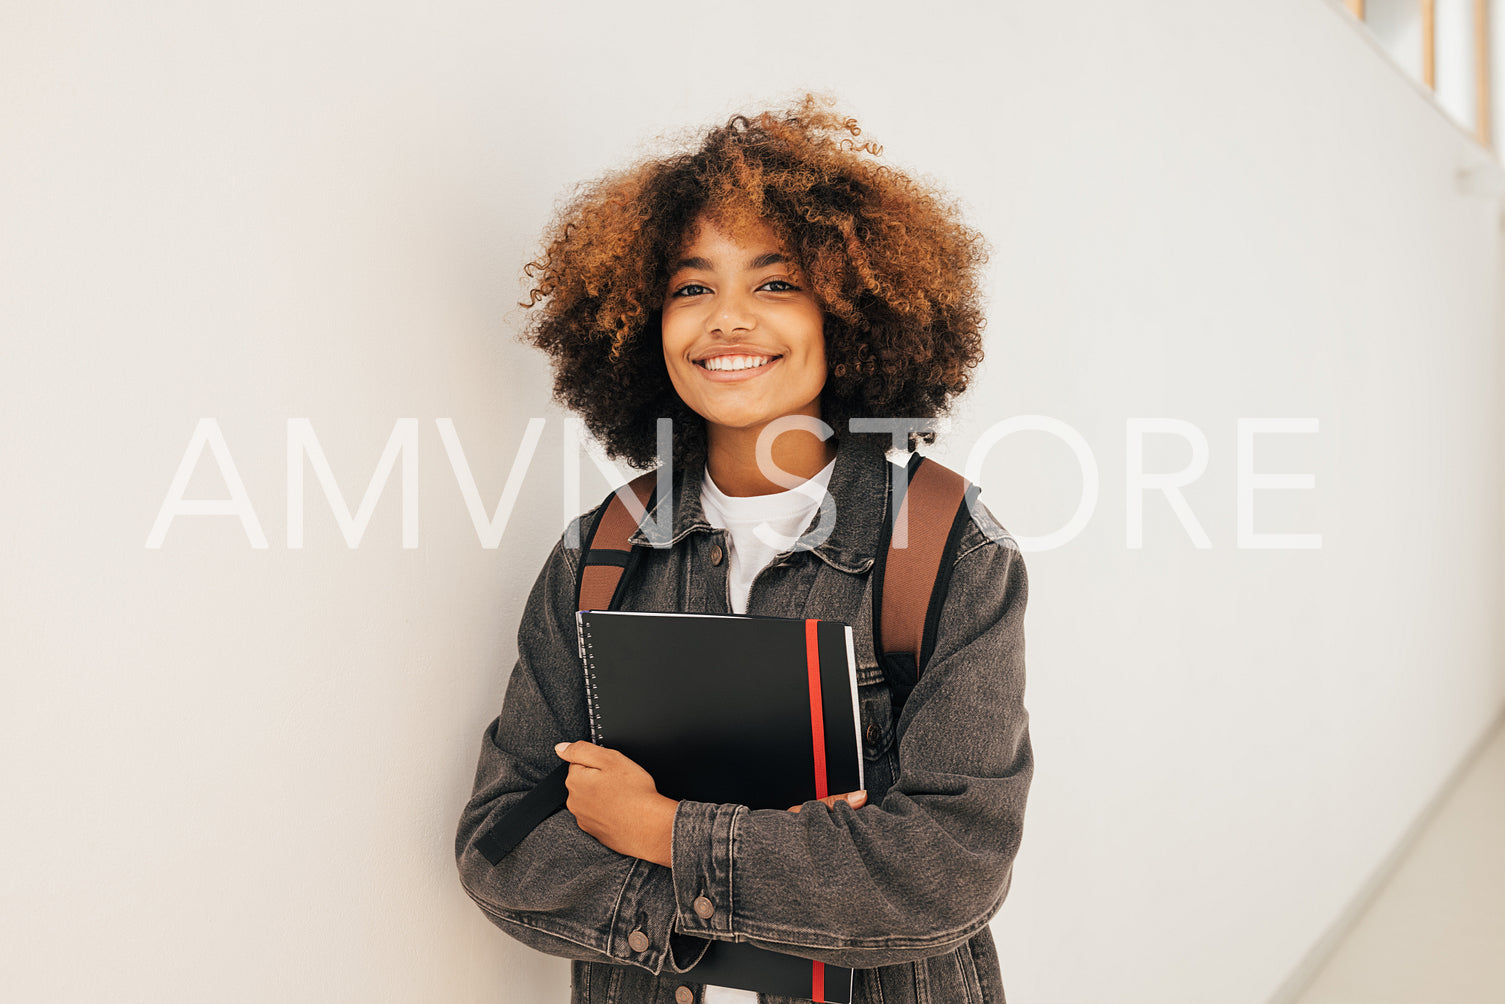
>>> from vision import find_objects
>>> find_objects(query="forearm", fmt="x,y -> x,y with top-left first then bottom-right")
668,750 -> 1029,967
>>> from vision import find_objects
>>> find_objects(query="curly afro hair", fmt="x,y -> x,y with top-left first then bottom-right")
520,94 -> 989,468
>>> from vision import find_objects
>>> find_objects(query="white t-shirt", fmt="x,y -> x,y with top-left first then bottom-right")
695,457 -> 836,1004
699,459 -> 836,615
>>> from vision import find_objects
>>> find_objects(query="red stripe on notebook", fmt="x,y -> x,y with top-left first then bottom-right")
805,620 -> 830,1002
804,619 -> 827,800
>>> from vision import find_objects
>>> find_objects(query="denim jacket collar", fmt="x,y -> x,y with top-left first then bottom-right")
628,435 -> 891,575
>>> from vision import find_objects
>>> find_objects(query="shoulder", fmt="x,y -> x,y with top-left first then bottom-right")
893,454 -> 1021,568
954,496 -> 1021,566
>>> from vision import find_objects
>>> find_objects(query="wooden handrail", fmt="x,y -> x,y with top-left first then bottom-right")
1421,0 -> 1436,90
1346,0 -> 1491,149
1476,0 -> 1491,147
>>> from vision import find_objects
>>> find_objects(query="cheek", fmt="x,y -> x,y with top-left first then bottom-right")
662,306 -> 699,348
659,323 -> 696,398
659,319 -> 684,369
809,360 -> 829,395
806,317 -> 829,387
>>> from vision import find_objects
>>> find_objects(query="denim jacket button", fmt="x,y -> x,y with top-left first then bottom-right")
864,723 -> 882,745
709,544 -> 724,565
627,929 -> 649,952
675,987 -> 694,1004
692,895 -> 715,919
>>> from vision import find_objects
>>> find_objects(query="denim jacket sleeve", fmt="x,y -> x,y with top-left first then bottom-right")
454,518 -> 711,977
668,530 -> 1032,970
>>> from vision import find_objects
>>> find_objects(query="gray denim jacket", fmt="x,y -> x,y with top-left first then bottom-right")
456,435 -> 1032,1004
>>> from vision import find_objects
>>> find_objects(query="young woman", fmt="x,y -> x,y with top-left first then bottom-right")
457,97 -> 1032,1004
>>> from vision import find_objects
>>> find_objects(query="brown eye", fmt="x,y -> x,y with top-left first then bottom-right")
671,283 -> 710,298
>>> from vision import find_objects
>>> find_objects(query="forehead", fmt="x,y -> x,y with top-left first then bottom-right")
673,213 -> 788,265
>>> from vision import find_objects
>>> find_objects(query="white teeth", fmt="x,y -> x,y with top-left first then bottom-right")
701,354 -> 774,372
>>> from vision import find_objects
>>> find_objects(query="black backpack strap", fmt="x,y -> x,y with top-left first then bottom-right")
576,470 -> 658,612
474,761 -> 569,864
871,454 -> 978,711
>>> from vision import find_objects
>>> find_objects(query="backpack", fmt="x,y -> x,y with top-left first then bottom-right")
474,453 -> 977,865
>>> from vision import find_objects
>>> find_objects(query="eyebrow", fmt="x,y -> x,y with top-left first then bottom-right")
669,251 -> 791,273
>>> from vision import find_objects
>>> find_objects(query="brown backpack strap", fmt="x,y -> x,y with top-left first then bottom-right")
576,470 -> 659,611
872,454 -> 978,708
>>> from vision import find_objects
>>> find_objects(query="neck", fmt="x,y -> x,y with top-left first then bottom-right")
705,424 -> 838,497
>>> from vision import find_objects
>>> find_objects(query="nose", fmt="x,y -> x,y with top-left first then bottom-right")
708,286 -> 756,337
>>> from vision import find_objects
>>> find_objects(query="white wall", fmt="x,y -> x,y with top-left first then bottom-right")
3,2 -> 1502,1002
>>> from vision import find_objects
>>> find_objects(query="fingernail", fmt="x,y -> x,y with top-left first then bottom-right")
850,790 -> 868,806
555,742 -> 569,755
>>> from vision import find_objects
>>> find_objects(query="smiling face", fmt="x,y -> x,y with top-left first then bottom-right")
661,215 -> 828,448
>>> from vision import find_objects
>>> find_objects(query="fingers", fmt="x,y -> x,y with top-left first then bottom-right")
555,740 -> 614,769
786,789 -> 868,813
821,789 -> 868,809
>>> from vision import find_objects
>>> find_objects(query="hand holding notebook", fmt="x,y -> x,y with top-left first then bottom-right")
552,739 -> 678,867
550,736 -> 867,863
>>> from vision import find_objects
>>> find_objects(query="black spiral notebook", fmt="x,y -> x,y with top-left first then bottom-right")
576,609 -> 863,1004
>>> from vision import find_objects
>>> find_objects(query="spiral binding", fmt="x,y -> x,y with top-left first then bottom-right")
578,613 -> 604,745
